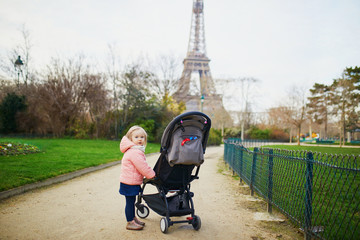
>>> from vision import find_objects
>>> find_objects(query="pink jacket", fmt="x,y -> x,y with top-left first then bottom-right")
119,136 -> 155,185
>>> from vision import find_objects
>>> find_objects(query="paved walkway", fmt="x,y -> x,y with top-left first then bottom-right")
0,146 -> 299,240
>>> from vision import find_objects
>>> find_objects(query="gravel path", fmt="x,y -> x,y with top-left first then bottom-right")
0,146 -> 300,240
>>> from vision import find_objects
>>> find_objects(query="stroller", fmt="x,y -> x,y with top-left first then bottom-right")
135,111 -> 211,233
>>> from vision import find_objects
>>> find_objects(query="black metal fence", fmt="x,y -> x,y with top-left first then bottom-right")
224,139 -> 360,240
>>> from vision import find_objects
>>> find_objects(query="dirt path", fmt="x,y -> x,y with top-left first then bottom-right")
0,146 -> 301,240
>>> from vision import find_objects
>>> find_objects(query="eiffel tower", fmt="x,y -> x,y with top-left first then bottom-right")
174,0 -> 224,115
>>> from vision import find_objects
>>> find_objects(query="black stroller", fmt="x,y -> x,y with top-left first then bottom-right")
135,111 -> 211,233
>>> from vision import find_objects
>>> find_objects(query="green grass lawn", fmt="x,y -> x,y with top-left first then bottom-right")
0,138 -> 161,192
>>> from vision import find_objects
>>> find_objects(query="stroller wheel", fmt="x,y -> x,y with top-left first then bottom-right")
136,205 -> 149,219
192,215 -> 201,230
160,217 -> 169,233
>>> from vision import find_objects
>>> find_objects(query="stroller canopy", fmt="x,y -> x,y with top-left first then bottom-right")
160,111 -> 211,167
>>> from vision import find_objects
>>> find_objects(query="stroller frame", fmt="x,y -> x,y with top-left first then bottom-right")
135,174 -> 200,233
135,111 -> 211,233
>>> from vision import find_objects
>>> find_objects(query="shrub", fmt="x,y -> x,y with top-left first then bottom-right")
207,128 -> 222,146
270,128 -> 289,141
125,118 -> 156,142
247,126 -> 271,139
223,127 -> 242,138
0,93 -> 27,134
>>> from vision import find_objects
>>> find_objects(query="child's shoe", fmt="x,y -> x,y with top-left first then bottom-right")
134,217 -> 145,226
126,220 -> 143,230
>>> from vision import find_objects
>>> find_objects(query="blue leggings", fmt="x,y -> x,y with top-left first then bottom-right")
125,196 -> 136,222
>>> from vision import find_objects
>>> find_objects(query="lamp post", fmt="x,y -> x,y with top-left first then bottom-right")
14,55 -> 24,88
200,94 -> 204,112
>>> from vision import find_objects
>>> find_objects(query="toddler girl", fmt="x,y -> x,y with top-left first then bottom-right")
119,126 -> 156,230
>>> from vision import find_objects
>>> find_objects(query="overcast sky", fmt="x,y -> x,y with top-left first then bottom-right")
1,0 -> 359,112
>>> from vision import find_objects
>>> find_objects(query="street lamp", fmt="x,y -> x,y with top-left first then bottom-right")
14,55 -> 24,87
200,94 -> 204,112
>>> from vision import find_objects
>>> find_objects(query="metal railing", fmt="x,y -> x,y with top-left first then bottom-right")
224,139 -> 360,240
225,138 -> 287,148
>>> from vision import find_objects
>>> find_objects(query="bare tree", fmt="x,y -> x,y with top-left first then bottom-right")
36,55 -> 90,136
266,107 -> 291,140
105,43 -> 122,138
280,86 -> 308,145
267,107 -> 287,127
142,53 -> 182,101
217,77 -> 259,139
82,73 -> 110,138
213,107 -> 233,136
0,25 -> 34,86
155,54 -> 182,98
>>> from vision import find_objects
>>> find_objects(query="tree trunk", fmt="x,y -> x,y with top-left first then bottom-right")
324,113 -> 328,139
339,126 -> 342,147
221,123 -> 224,137
340,101 -> 346,147
241,120 -> 244,141
343,120 -> 346,146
